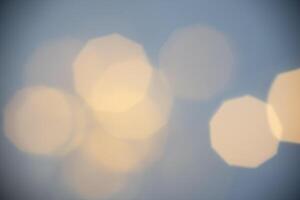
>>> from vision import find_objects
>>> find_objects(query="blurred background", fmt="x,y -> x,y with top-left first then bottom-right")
0,0 -> 300,200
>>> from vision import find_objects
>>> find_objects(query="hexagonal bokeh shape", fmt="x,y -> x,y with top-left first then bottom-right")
268,68 -> 300,143
210,96 -> 279,168
73,33 -> 153,113
4,86 -> 74,155
95,70 -> 173,140
159,25 -> 235,100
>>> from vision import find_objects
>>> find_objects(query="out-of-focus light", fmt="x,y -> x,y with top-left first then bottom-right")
159,25 -> 235,100
62,128 -> 163,199
267,104 -> 283,140
268,68 -> 300,143
4,86 -> 74,155
73,33 -> 153,113
96,70 -> 173,140
79,128 -> 154,173
24,38 -> 83,92
57,95 -> 89,156
210,96 -> 280,168
62,153 -> 126,199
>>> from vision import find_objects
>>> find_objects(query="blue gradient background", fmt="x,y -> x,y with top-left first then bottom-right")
0,1 -> 300,200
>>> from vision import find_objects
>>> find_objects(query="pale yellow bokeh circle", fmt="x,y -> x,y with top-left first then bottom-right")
210,96 -> 279,168
80,129 -> 147,173
57,95 -> 89,156
88,58 -> 153,112
96,70 -> 173,140
267,104 -> 283,140
4,86 -> 73,155
268,68 -> 300,143
73,33 -> 153,113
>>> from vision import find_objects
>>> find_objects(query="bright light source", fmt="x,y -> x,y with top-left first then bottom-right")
268,68 -> 300,143
73,33 -> 153,112
96,70 -> 173,140
210,96 -> 279,168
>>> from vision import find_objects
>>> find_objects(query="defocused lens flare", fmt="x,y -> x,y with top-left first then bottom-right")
79,128 -> 155,173
95,70 -> 173,140
73,33 -> 153,113
62,153 -> 126,199
82,132 -> 141,173
159,25 -> 235,100
57,95 -> 89,156
268,68 -> 300,143
24,38 -> 83,92
4,86 -> 74,155
210,96 -> 280,168
267,104 -> 283,140
62,128 -> 163,199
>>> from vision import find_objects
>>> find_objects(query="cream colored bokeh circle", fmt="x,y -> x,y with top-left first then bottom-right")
73,33 -> 153,113
160,25 -> 235,100
80,129 -> 150,173
4,86 -> 73,155
268,68 -> 300,143
96,70 -> 173,140
57,95 -> 89,156
210,96 -> 280,168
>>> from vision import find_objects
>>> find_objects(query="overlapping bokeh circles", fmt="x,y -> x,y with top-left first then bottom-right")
268,68 -> 300,143
4,86 -> 74,155
4,32 -> 173,199
96,70 -> 173,140
73,33 -> 153,113
3,19 -> 299,200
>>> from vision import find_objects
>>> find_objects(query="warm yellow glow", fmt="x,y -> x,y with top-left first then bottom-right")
267,104 -> 282,140
88,58 -> 153,112
128,133 -> 166,166
210,96 -> 279,168
24,38 -> 83,92
80,129 -> 148,173
96,70 -> 173,140
159,25 -> 235,100
4,86 -> 73,155
73,33 -> 153,112
149,70 -> 173,120
268,68 -> 300,143
57,96 -> 89,156
62,154 -> 125,199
